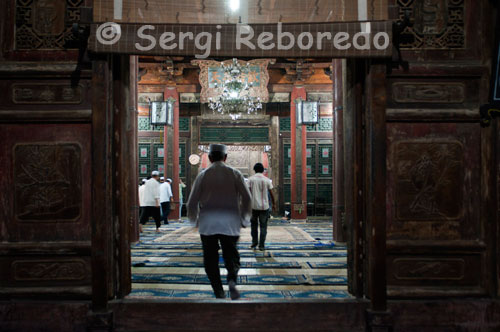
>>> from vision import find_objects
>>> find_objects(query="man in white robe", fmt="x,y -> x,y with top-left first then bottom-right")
140,171 -> 162,233
160,178 -> 173,224
187,144 -> 251,300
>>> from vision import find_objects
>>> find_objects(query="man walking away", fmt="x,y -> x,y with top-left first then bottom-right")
139,171 -> 162,233
160,178 -> 174,225
187,144 -> 251,300
138,178 -> 147,223
178,178 -> 186,220
248,163 -> 276,251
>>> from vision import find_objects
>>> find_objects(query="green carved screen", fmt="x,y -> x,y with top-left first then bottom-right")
307,184 -> 316,203
284,183 -> 291,203
279,117 -> 333,132
138,116 -> 164,132
318,144 -> 333,178
179,143 -> 186,178
284,143 -> 291,179
138,143 -> 150,178
306,144 -> 316,177
200,127 -> 269,143
281,141 -> 333,216
318,184 -> 333,204
139,140 -> 187,180
179,117 -> 190,132
153,143 -> 165,175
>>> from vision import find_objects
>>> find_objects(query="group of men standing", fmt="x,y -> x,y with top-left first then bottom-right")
138,172 -> 174,233
139,144 -> 275,300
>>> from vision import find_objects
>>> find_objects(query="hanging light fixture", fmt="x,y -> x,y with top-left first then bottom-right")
208,58 -> 263,120
150,97 -> 175,126
229,0 -> 240,12
295,98 -> 320,125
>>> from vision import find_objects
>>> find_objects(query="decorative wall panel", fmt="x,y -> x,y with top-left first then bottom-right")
280,117 -> 333,132
138,116 -> 163,131
0,80 -> 92,111
14,143 -> 82,222
179,117 -> 190,132
391,82 -> 465,104
12,83 -> 84,104
200,127 -> 269,143
397,0 -> 465,50
12,259 -> 87,281
0,124 -> 91,242
15,0 -> 84,50
387,123 -> 480,241
394,141 -> 463,221
387,254 -> 482,289
192,59 -> 271,103
0,256 -> 92,287
392,258 -> 465,281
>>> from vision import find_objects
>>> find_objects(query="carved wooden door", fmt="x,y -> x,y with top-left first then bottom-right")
384,0 -> 495,298
0,0 -> 96,299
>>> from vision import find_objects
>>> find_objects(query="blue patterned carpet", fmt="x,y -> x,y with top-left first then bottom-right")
130,218 -> 350,300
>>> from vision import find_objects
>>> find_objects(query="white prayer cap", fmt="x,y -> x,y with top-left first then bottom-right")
152,170 -> 160,176
141,179 -> 147,184
166,178 -> 172,183
209,144 -> 227,154
160,176 -> 165,181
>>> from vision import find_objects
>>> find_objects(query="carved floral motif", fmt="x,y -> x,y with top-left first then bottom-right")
15,0 -> 84,50
393,258 -> 465,280
394,141 -> 463,221
13,260 -> 87,281
392,82 -> 465,104
14,143 -> 82,222
12,84 -> 83,104
397,0 -> 465,49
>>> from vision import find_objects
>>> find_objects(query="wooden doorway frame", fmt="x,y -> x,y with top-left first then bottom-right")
90,56 -> 389,330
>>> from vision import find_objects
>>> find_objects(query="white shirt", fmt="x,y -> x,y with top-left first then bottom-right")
138,185 -> 146,207
142,178 -> 160,206
187,161 -> 252,236
160,182 -> 173,203
248,173 -> 273,210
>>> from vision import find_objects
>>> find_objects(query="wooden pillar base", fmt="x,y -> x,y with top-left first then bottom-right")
366,310 -> 393,332
87,310 -> 114,332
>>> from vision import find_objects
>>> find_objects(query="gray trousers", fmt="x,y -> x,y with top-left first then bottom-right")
251,209 -> 269,247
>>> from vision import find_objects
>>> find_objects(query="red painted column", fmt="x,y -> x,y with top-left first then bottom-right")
164,87 -> 180,220
291,86 -> 307,220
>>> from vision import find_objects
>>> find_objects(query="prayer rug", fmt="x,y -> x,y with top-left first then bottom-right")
132,274 -> 348,285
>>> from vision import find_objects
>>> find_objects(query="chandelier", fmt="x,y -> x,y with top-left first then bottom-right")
208,58 -> 262,120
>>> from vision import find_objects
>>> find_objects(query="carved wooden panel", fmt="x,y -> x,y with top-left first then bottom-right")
0,256 -> 91,287
394,141 -> 463,221
397,0 -> 465,50
15,0 -> 84,50
0,124 -> 91,242
14,143 -> 82,222
388,79 -> 480,108
0,79 -> 91,112
387,254 -> 482,287
12,83 -> 84,104
387,123 -> 480,241
12,259 -> 87,281
392,82 -> 465,104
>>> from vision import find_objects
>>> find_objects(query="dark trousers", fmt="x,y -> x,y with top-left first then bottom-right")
251,209 -> 269,248
160,201 -> 171,224
200,234 -> 240,297
139,206 -> 161,229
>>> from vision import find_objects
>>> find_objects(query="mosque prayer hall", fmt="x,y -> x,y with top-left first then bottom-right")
1,0 -> 500,331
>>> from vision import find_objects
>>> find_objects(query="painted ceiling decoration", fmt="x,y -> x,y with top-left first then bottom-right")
192,58 -> 272,104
